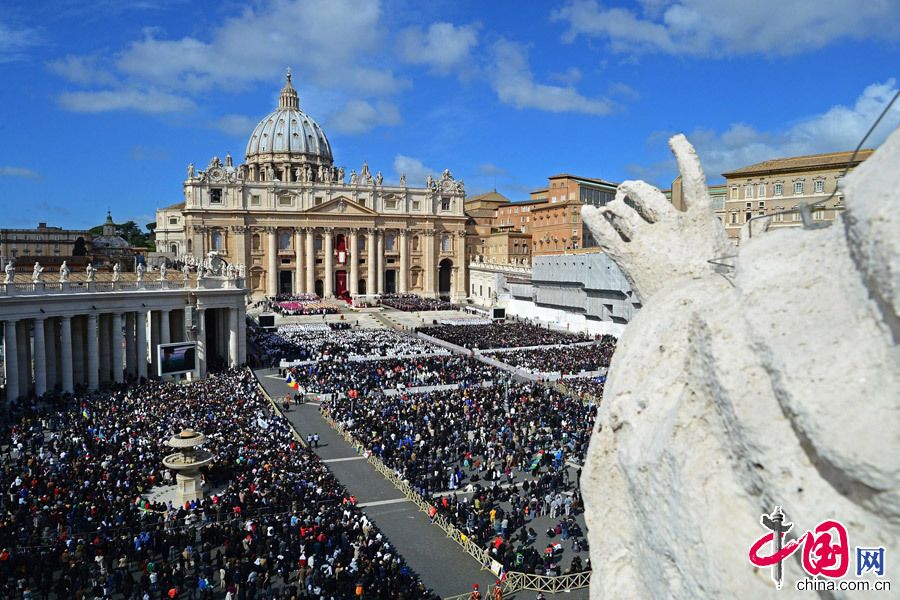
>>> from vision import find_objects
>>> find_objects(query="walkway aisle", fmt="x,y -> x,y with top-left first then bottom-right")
256,369 -> 498,598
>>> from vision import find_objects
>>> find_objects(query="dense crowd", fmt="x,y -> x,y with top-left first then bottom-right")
380,294 -> 454,312
286,355 -> 497,396
486,336 -> 617,374
321,382 -> 596,573
558,377 -> 606,402
252,327 -> 447,365
0,369 -> 435,599
418,322 -> 589,350
272,295 -> 337,317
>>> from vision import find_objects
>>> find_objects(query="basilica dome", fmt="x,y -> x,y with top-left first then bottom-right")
244,71 -> 333,166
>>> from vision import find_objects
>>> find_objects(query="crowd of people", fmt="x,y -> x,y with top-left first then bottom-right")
485,335 -> 617,374
321,381 -> 596,573
380,294 -> 454,312
0,369 -> 436,599
285,355 -> 497,396
272,295 -> 338,317
418,322 -> 589,350
252,327 -> 448,365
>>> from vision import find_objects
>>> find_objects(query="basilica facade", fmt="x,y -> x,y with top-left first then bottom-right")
155,72 -> 468,301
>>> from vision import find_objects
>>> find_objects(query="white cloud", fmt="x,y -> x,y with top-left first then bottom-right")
0,20 -> 41,63
489,39 -> 613,115
129,145 -> 169,161
0,166 -> 40,179
211,114 -> 259,137
114,0 -> 402,96
477,163 -> 508,177
394,155 -> 436,187
46,55 -> 116,86
549,66 -> 582,85
328,100 -> 401,134
630,80 -> 900,183
58,88 -> 195,114
551,0 -> 900,57
396,22 -> 478,74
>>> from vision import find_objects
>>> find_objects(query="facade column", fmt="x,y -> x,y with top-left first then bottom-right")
424,231 -> 436,297
125,312 -> 136,379
32,318 -> 47,396
44,318 -> 57,391
455,230 -> 467,300
196,308 -> 207,378
111,313 -> 124,384
3,321 -> 18,401
376,230 -> 385,294
228,306 -> 239,368
266,227 -> 278,297
136,310 -> 148,381
399,230 -> 409,293
323,228 -> 334,298
87,314 -> 99,390
294,228 -> 305,295
366,228 -> 376,295
60,316 -> 73,393
349,228 -> 359,297
305,228 -> 315,295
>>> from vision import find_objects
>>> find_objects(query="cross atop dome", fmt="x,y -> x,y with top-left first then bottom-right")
279,68 -> 299,109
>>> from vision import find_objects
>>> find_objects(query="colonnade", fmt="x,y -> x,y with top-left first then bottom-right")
2,303 -> 247,401
264,226 -> 466,298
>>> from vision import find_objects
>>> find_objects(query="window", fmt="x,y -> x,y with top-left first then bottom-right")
441,235 -> 451,252
170,244 -> 178,254
358,237 -> 365,251
441,197 -> 451,211
745,202 -> 752,209
730,212 -> 737,225
314,196 -> 323,206
794,182 -> 804,195
168,217 -> 178,225
744,184 -> 753,198
250,194 -> 261,206
385,198 -> 398,209
211,230 -> 224,250
774,183 -> 783,196
385,234 -> 395,251
315,236 -> 323,251
412,236 -> 419,251
758,201 -> 765,209
813,209 -> 824,221
278,232 -> 291,250
252,234 -> 261,251
210,189 -> 223,204
757,184 -> 766,198
731,187 -> 738,199
711,195 -> 725,210
412,200 -> 421,211
278,195 -> 293,207
745,212 -> 752,223
815,180 -> 825,193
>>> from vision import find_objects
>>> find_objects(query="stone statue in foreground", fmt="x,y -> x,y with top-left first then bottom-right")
580,130 -> 899,599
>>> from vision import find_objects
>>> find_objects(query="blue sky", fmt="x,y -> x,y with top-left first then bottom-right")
1,0 -> 898,230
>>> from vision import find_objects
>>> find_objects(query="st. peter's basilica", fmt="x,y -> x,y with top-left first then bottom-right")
155,71 -> 468,301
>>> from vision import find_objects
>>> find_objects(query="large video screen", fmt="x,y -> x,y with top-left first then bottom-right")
258,314 -> 275,328
491,307 -> 506,320
157,342 -> 197,376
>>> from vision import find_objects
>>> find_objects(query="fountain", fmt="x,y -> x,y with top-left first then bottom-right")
162,428 -> 214,505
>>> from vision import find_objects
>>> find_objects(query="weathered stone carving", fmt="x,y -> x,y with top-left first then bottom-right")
580,132 -> 899,599
31,262 -> 43,283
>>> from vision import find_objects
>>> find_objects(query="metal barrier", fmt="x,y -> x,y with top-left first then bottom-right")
319,410 -> 592,597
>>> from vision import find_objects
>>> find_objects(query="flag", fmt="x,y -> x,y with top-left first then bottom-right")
285,373 -> 299,390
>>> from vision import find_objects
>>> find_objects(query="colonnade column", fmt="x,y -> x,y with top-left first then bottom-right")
266,227 -> 278,297
136,310 -> 148,381
111,313 -> 124,384
349,228 -> 359,297
160,309 -> 171,345
196,308 -> 207,379
3,321 -> 18,401
16,322 -> 29,397
44,318 -> 57,392
125,313 -> 136,379
32,318 -> 47,396
305,228 -> 315,295
366,228 -> 376,295
323,228 -> 334,298
60,317 -> 73,393
71,317 -> 84,385
399,231 -> 409,293
376,230 -> 385,294
87,314 -> 99,390
294,228 -> 305,295
424,231 -> 436,297
228,306 -> 239,368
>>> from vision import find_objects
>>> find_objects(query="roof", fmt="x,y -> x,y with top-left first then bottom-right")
465,190 -> 510,204
722,149 -> 874,178
548,173 -> 619,187
498,199 -> 548,208
162,201 -> 186,211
